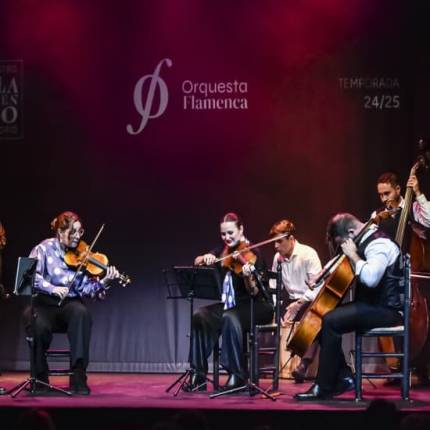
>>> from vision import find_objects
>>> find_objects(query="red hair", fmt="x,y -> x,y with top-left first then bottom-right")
50,211 -> 82,232
220,212 -> 243,228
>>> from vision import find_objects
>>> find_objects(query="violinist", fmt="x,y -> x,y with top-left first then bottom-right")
295,213 -> 403,400
23,211 -> 119,395
269,219 -> 322,382
188,212 -> 274,391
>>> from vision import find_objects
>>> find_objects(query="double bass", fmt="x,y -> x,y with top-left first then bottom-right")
377,142 -> 430,367
405,142 -> 430,366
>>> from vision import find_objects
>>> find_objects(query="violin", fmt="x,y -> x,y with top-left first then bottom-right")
219,241 -> 257,275
212,232 -> 290,275
64,240 -> 131,287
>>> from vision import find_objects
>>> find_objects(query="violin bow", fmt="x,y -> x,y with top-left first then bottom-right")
213,232 -> 290,263
58,224 -> 105,306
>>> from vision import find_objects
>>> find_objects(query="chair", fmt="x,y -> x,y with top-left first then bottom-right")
45,348 -> 73,377
27,331 -> 74,377
354,254 -> 411,401
253,270 -> 282,392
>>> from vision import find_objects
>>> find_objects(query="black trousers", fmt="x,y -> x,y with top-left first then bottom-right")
23,294 -> 92,377
190,298 -> 274,378
316,301 -> 402,393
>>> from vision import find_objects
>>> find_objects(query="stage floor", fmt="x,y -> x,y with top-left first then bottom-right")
1,372 -> 430,429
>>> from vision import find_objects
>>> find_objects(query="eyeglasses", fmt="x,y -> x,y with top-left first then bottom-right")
69,227 -> 85,237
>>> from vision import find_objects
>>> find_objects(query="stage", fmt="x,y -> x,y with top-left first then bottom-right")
1,373 -> 430,429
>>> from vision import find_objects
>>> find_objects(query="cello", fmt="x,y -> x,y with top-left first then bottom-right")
286,213 -> 388,357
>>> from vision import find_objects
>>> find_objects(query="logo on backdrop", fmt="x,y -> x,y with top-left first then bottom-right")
127,58 -> 172,135
127,58 -> 249,134
0,60 -> 23,139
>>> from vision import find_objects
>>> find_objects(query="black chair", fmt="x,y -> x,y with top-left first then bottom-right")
26,331 -> 74,378
253,269 -> 282,392
45,348 -> 73,377
354,254 -> 411,401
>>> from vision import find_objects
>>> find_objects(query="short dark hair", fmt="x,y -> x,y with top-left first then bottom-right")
326,213 -> 359,241
377,172 -> 399,187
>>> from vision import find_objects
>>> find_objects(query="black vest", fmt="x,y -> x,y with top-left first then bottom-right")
355,230 -> 403,310
375,205 -> 414,252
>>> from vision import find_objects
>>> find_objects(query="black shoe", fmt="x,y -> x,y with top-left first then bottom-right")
70,369 -> 90,395
220,373 -> 245,390
183,372 -> 207,392
334,377 -> 355,395
292,360 -> 308,383
294,384 -> 333,401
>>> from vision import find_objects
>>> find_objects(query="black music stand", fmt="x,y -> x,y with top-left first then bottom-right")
210,268 -> 277,401
8,257 -> 71,397
164,266 -> 222,396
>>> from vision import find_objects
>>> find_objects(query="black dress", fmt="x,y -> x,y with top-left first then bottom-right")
190,244 -> 274,379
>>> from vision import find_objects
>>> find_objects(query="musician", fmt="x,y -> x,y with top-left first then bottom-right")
23,211 -> 119,395
0,220 -> 6,298
269,219 -> 322,382
188,212 -> 274,391
375,171 -> 430,237
376,172 -> 430,383
295,213 -> 403,400
0,221 -> 6,395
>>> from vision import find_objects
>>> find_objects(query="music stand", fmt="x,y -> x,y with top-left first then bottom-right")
164,266 -> 222,396
8,257 -> 71,397
209,267 -> 277,401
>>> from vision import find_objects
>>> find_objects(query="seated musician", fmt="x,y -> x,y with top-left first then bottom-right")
269,219 -> 322,382
188,212 -> 274,391
0,220 -> 6,395
0,220 -> 6,298
23,211 -> 120,395
295,212 -> 403,400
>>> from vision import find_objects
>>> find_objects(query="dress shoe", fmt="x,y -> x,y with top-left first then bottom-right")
183,372 -> 207,392
294,383 -> 333,401
334,376 -> 355,395
220,373 -> 245,390
70,369 -> 91,395
292,360 -> 309,383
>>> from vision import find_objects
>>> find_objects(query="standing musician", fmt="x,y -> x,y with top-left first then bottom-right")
23,211 -> 120,395
375,172 -> 430,384
295,213 -> 403,400
375,172 -> 430,238
269,219 -> 322,382
188,212 -> 274,391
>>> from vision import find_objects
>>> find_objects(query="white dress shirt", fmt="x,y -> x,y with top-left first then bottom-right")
355,227 -> 400,288
371,194 -> 430,228
271,241 -> 322,302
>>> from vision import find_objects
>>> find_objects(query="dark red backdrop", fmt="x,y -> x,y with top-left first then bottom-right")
1,0 -> 429,371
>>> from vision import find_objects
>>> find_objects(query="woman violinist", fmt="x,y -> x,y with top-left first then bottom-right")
188,212 -> 274,391
23,211 -> 120,395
